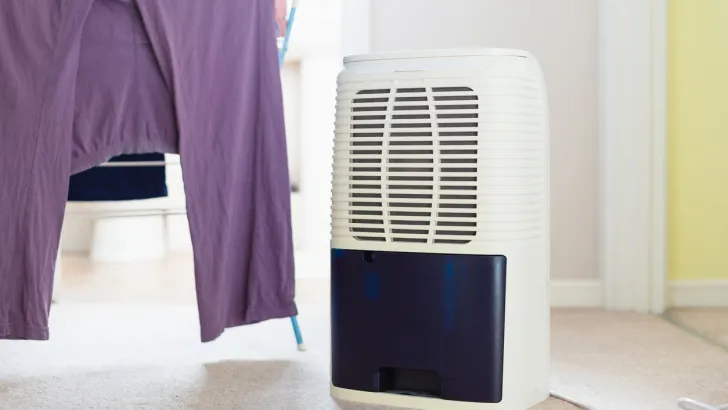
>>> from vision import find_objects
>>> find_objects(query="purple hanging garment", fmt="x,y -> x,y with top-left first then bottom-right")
0,0 -> 297,342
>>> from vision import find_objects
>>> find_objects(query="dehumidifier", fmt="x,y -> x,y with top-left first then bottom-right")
329,48 -> 550,410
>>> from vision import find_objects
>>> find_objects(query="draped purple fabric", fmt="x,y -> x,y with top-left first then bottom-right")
0,0 -> 297,342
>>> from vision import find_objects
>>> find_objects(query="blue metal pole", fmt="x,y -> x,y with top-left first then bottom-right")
278,0 -> 306,352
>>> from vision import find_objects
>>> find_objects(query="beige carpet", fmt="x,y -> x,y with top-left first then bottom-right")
2,254 -> 728,410
665,308 -> 728,349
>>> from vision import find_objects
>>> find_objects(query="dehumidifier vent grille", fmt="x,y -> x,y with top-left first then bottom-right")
346,87 -> 479,245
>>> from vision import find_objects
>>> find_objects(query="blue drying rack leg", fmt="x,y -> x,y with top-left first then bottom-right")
279,4 -> 305,353
290,315 -> 306,351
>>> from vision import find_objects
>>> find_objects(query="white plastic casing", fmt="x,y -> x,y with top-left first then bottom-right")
330,48 -> 550,410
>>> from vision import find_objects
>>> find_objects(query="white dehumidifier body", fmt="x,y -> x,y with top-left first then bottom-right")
329,48 -> 550,410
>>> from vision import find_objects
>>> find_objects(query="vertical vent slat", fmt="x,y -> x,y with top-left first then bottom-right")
347,87 -> 479,244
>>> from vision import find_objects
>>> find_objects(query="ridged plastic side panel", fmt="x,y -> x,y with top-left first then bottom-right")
331,53 -> 548,256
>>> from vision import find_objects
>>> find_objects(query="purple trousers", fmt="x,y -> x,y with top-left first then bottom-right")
0,0 -> 297,342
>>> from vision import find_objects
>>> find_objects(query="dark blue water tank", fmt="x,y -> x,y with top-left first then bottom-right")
331,249 -> 507,404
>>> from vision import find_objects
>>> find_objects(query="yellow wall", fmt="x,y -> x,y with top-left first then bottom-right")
668,0 -> 728,280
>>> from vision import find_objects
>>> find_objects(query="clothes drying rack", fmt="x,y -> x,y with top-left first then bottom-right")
62,1 -> 305,351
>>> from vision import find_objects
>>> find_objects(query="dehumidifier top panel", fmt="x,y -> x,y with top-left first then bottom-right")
343,48 -> 531,64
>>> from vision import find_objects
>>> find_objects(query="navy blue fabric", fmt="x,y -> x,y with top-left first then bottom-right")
67,153 -> 168,201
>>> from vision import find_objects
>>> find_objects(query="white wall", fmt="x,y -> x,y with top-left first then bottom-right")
349,0 -> 601,280
283,0 -> 343,277
282,62 -> 302,188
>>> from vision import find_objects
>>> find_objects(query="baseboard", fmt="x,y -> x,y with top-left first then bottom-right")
668,279 -> 728,308
551,279 -> 604,308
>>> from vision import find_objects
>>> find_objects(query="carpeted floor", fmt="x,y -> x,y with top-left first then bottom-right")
664,308 -> 728,349
1,254 -> 728,410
